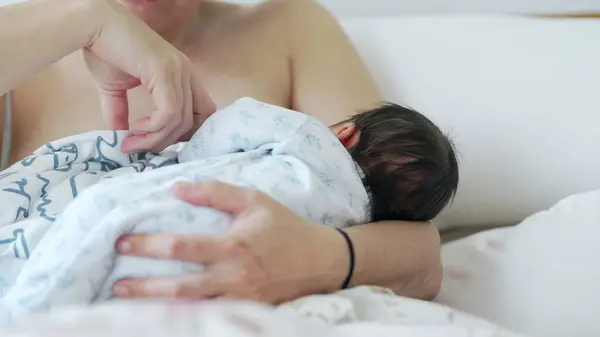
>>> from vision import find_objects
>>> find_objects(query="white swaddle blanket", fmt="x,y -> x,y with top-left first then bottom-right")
0,97 -> 369,324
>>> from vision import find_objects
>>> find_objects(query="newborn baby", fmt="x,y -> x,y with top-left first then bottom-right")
0,97 -> 458,321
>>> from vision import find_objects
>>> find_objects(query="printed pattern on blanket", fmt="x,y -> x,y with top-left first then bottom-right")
0,97 -> 369,324
0,131 -> 178,295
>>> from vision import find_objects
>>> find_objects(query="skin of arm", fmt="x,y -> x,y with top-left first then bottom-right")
284,0 -> 443,300
0,0 -> 99,95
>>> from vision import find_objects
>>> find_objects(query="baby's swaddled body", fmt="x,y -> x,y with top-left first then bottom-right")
0,98 -> 368,322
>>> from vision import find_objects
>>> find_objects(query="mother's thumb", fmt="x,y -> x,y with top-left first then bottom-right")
98,88 -> 130,130
191,73 -> 216,117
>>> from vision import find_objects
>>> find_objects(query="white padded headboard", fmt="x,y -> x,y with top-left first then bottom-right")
341,16 -> 600,229
225,0 -> 600,17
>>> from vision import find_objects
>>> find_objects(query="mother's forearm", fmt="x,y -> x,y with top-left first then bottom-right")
321,221 -> 443,300
0,0 -> 99,95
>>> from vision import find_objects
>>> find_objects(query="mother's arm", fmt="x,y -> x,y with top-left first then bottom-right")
0,0 -> 214,152
287,0 -> 443,299
0,0 -> 98,95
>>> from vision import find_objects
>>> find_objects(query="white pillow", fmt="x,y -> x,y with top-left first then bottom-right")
436,188 -> 600,337
341,16 -> 600,229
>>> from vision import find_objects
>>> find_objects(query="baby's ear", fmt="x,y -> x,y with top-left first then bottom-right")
333,122 -> 360,150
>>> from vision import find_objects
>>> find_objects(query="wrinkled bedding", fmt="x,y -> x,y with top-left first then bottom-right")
1,286 -> 524,337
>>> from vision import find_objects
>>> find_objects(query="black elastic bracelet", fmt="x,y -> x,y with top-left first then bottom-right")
335,228 -> 355,290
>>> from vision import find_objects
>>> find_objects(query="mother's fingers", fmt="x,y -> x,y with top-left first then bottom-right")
122,66 -> 209,153
155,63 -> 194,149
123,65 -> 185,152
173,181 -> 266,214
116,234 -> 232,263
121,125 -> 167,153
113,273 -> 222,300
112,258 -> 265,301
133,64 -> 183,135
98,87 -> 130,131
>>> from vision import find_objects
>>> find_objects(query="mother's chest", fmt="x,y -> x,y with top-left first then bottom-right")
129,52 -> 292,118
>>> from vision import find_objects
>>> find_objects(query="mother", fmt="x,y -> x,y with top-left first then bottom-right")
0,0 -> 442,303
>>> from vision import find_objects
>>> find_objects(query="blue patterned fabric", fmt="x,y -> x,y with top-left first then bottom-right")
0,97 -> 369,324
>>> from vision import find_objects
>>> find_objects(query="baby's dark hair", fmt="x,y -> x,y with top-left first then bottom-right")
348,103 -> 459,222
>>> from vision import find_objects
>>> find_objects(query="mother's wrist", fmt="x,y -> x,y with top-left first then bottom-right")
305,224 -> 355,294
334,228 -> 355,290
78,0 -> 117,49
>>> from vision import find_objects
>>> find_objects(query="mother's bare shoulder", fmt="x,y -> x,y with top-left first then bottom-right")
254,0 -> 382,125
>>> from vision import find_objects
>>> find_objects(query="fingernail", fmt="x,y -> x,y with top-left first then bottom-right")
117,240 -> 132,253
113,285 -> 130,297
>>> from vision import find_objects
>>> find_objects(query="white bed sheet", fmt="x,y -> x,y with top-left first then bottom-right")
0,286 -> 524,337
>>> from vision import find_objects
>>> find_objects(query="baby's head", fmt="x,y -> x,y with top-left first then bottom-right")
330,103 -> 459,222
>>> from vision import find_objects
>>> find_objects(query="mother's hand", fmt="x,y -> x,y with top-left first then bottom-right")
85,0 -> 216,152
112,181 -> 348,303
